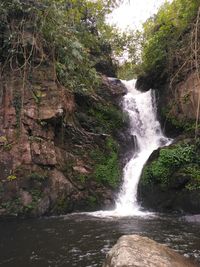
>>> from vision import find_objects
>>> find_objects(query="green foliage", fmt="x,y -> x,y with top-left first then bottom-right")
75,174 -> 87,184
7,175 -> 17,181
87,195 -> 97,207
91,137 -> 121,188
0,0 -> 124,92
28,136 -> 43,142
55,196 -> 69,213
142,144 -> 195,186
32,90 -> 45,105
13,93 -> 22,128
94,152 -> 120,187
114,30 -> 144,79
161,105 -> 198,134
0,136 -> 7,143
141,0 -> 200,78
22,189 -> 42,213
0,197 -> 21,215
27,172 -> 47,182
182,165 -> 200,190
120,0 -> 200,81
89,104 -> 125,133
0,136 -> 13,151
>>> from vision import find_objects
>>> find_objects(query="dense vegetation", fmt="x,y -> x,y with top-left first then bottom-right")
141,0 -> 200,78
0,0 -> 126,92
141,142 -> 200,189
119,0 -> 200,85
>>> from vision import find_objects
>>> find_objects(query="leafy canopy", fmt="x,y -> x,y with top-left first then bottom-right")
0,0 -> 125,91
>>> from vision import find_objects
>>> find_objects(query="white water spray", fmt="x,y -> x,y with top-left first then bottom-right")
114,79 -> 171,216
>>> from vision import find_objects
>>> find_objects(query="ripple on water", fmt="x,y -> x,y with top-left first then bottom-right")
0,214 -> 200,267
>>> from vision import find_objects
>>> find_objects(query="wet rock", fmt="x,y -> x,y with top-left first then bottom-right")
24,106 -> 38,120
0,152 -> 13,180
73,165 -> 89,174
11,135 -> 32,167
31,140 -> 57,166
103,235 -> 197,267
138,185 -> 200,214
136,74 -> 154,92
39,106 -> 64,121
138,139 -> 200,214
48,169 -> 75,202
19,190 -> 32,206
34,195 -> 50,216
101,76 -> 127,101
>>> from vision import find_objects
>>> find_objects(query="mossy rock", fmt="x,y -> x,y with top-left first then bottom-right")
138,138 -> 200,214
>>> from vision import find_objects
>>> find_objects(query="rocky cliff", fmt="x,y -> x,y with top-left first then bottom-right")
0,64 -> 128,217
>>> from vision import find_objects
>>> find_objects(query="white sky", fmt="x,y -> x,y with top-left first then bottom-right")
107,0 -> 171,31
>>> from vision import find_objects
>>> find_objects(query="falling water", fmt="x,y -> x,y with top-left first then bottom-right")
88,79 -> 171,218
115,79 -> 171,216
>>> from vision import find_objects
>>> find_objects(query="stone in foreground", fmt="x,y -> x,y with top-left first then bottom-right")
103,235 -> 197,267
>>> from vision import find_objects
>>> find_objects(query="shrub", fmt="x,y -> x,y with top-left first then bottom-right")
142,144 -> 195,187
91,137 -> 121,188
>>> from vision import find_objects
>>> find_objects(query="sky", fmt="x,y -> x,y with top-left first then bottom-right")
107,0 -> 170,31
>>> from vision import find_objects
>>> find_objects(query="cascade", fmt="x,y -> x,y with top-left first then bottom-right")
114,79 -> 171,216
90,79 -> 171,217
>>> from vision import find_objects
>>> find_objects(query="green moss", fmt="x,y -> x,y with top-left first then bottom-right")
55,196 -> 68,214
23,189 -> 43,213
32,90 -> 45,105
0,136 -> 13,151
161,105 -> 196,133
0,198 -> 22,215
89,104 -> 125,134
7,175 -> 17,181
87,196 -> 97,207
76,174 -> 87,184
27,172 -> 47,182
13,93 -> 22,129
141,144 -> 196,187
28,136 -> 43,142
91,137 -> 121,188
183,165 -> 200,190
0,136 -> 7,143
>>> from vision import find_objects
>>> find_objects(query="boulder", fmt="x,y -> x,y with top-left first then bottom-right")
138,139 -> 200,214
103,235 -> 197,267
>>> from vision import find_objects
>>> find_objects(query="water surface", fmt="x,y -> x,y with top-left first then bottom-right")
0,213 -> 200,267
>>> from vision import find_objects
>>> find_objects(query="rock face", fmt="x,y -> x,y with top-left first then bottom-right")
160,73 -> 200,122
103,235 -> 197,267
0,57 -> 127,218
138,138 -> 200,214
156,72 -> 200,137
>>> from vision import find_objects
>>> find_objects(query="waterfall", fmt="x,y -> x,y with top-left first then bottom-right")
88,79 -> 171,218
114,79 -> 171,216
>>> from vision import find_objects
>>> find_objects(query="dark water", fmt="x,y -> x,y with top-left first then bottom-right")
0,213 -> 200,267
